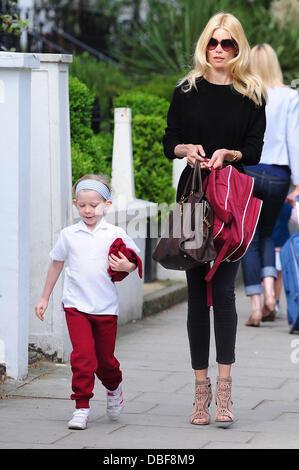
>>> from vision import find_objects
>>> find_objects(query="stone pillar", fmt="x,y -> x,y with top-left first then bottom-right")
0,52 -> 40,379
173,157 -> 187,189
107,107 -> 157,323
29,54 -> 73,362
112,108 -> 135,205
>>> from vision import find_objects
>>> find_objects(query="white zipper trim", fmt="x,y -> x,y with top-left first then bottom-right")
224,177 -> 255,261
213,166 -> 232,239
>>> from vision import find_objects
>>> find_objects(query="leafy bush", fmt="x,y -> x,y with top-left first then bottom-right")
234,4 -> 299,85
114,91 -> 170,119
69,75 -> 94,146
71,142 -> 95,186
69,75 -> 112,184
69,52 -> 132,131
69,78 -> 175,204
91,133 -> 113,178
114,91 -> 175,205
132,114 -> 175,205
133,74 -> 182,102
113,0 -> 299,84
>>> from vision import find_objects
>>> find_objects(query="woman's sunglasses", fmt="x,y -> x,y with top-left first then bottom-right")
207,37 -> 237,52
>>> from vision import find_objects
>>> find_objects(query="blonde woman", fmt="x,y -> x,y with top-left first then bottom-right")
241,43 -> 299,327
163,12 -> 266,427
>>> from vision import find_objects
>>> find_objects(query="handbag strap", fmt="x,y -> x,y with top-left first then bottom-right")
180,161 -> 203,201
191,160 -> 203,193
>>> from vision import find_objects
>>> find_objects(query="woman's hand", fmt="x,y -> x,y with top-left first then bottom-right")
208,149 -> 230,169
174,143 -> 208,169
109,252 -> 136,273
286,185 -> 299,207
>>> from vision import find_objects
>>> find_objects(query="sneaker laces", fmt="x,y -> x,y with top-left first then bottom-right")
107,386 -> 123,408
72,409 -> 89,419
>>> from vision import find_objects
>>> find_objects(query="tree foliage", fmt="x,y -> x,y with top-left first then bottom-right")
0,1 -> 28,50
112,0 -> 299,84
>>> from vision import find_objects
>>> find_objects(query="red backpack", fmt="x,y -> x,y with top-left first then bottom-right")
203,165 -> 262,304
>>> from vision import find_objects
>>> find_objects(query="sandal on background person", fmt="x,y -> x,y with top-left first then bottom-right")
245,309 -> 262,327
262,294 -> 276,321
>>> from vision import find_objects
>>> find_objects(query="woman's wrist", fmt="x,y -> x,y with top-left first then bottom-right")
174,144 -> 190,158
223,150 -> 242,164
229,150 -> 242,162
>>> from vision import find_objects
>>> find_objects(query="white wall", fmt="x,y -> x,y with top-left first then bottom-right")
29,54 -> 73,362
0,52 -> 40,379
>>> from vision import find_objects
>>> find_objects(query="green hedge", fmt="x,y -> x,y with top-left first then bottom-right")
69,52 -> 132,131
114,92 -> 175,205
133,74 -> 181,102
69,75 -> 94,146
69,75 -> 112,185
132,114 -> 175,205
69,78 -> 175,205
114,91 -> 169,119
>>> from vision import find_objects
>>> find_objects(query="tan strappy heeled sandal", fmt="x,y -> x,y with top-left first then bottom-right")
214,376 -> 234,428
190,377 -> 212,425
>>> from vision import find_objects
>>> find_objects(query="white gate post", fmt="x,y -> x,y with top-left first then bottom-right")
0,52 -> 40,379
112,108 -> 135,205
29,54 -> 73,362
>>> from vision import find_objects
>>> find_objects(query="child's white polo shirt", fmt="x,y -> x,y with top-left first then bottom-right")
50,218 -> 140,315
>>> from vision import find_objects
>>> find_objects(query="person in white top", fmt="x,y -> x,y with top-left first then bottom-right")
35,174 -> 141,430
241,43 -> 299,327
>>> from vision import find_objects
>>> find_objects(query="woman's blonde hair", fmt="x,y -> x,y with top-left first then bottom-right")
178,12 -> 266,105
250,43 -> 284,88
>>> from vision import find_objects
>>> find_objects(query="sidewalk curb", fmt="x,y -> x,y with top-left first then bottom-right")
142,263 -> 244,317
142,283 -> 187,317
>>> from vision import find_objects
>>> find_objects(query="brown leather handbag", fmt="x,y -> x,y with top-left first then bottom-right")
152,161 -> 216,271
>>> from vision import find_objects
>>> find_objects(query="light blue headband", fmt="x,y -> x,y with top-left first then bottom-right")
75,179 -> 111,201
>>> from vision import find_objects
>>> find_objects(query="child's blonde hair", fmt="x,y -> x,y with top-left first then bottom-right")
73,174 -> 111,200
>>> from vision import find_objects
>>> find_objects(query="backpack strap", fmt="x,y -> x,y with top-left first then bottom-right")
204,234 -> 233,284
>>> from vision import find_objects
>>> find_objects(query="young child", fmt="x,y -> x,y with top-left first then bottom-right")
35,174 -> 141,430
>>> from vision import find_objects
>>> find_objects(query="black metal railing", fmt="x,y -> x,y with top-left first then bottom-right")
27,30 -> 71,54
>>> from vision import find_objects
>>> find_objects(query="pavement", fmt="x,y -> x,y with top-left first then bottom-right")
1,276 -> 299,453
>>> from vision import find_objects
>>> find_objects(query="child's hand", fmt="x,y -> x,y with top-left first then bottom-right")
109,252 -> 136,273
35,298 -> 48,321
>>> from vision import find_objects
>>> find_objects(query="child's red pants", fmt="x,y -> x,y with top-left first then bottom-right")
64,306 -> 122,409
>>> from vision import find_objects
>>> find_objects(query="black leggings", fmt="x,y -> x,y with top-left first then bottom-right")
186,260 -> 240,370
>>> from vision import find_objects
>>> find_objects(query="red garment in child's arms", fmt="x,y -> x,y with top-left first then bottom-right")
107,237 -> 143,282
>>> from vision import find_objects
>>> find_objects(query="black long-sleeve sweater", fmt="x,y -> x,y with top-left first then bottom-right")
163,77 -> 266,171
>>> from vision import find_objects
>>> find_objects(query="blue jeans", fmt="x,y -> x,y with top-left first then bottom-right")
241,166 -> 290,295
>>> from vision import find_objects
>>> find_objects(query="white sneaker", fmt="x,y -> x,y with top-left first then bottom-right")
68,408 -> 90,430
106,383 -> 124,420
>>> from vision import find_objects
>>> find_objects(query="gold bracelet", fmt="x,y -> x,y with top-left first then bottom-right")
231,150 -> 238,162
